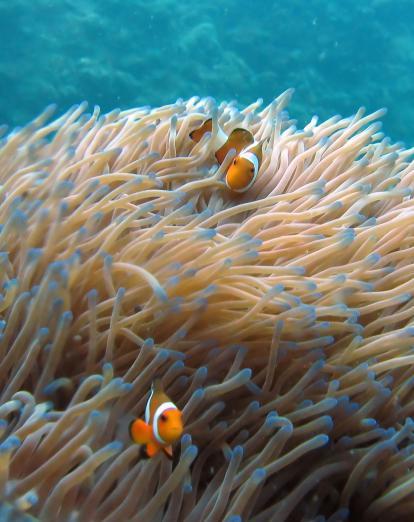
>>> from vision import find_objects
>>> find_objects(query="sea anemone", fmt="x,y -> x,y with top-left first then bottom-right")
1,90 -> 414,521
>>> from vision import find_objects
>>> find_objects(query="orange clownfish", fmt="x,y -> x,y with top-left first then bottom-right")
190,118 -> 265,193
129,379 -> 183,458
225,140 -> 266,193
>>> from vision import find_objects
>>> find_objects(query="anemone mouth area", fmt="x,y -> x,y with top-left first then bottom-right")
0,93 -> 414,521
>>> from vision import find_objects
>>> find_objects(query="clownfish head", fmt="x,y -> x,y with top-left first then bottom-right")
156,407 -> 183,444
225,152 -> 258,193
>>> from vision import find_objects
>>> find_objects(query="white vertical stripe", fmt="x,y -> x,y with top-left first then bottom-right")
227,151 -> 259,193
145,389 -> 153,424
239,151 -> 259,174
152,402 -> 178,445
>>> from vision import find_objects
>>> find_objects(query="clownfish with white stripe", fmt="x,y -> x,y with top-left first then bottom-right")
129,379 -> 183,459
225,139 -> 267,193
189,119 -> 267,193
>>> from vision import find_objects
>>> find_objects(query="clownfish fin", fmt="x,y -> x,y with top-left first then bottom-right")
215,128 -> 254,165
151,378 -> 163,394
146,442 -> 161,458
147,379 -> 173,424
229,128 -> 255,145
129,418 -> 152,445
189,118 -> 212,142
163,445 -> 173,460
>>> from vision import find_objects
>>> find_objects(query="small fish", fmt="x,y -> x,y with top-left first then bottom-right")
225,139 -> 266,193
190,119 -> 263,193
129,379 -> 183,458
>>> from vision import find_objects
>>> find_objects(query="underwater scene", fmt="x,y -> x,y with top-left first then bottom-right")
2,0 -> 414,521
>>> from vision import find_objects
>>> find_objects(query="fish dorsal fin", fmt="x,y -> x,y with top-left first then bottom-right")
215,128 -> 254,165
145,379 -> 162,423
189,118 -> 212,142
151,378 -> 163,393
228,128 -> 255,146
146,379 -> 171,424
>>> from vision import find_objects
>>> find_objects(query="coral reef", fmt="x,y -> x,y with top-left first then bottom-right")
1,91 -> 414,521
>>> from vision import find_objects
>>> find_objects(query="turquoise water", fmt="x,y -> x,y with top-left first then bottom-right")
1,0 -> 413,144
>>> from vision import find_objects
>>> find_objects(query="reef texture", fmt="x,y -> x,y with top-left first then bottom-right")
1,91 -> 414,521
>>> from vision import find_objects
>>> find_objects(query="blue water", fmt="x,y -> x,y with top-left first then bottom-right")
1,0 -> 413,144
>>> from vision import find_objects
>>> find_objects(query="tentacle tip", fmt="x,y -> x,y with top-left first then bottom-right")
185,445 -> 198,459
233,445 -> 244,458
226,516 -> 242,522
361,418 -> 377,428
192,388 -> 205,400
365,252 -> 381,265
89,410 -> 104,422
0,436 -> 21,452
252,467 -> 266,483
318,434 -> 330,446
181,433 -> 192,445
121,383 -> 133,393
240,368 -> 252,381
291,265 -> 306,275
102,362 -> 113,373
108,440 -> 123,452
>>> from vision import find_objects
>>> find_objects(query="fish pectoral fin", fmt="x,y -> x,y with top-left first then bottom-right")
162,445 -> 173,459
129,419 -> 152,445
146,442 -> 160,458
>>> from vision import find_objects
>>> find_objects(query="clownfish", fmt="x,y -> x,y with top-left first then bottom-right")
225,139 -> 266,193
190,118 -> 265,193
129,379 -> 183,458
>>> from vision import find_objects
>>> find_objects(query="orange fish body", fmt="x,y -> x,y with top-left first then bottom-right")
129,379 -> 183,458
225,140 -> 265,193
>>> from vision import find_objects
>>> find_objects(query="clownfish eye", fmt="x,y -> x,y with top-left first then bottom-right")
160,413 -> 167,422
233,159 -> 237,165
250,167 -> 254,173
